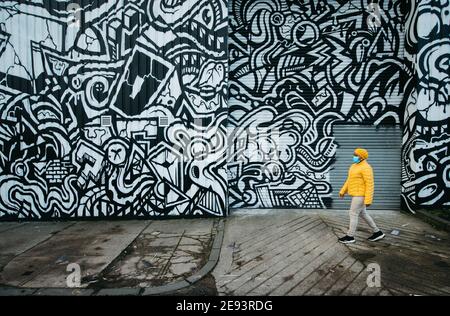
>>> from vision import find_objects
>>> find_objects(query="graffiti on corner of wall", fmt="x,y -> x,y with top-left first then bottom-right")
401,0 -> 450,211
227,0 -> 405,209
0,0 -> 229,219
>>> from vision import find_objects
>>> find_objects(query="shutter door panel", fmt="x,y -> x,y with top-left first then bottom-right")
330,125 -> 402,210
228,0 -> 406,211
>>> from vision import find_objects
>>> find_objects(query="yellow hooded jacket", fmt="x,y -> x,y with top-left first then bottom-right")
339,159 -> 374,205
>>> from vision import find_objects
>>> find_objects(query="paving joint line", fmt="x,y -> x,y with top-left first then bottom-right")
0,218 -> 225,296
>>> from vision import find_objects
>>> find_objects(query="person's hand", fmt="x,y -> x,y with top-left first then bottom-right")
339,193 -> 345,198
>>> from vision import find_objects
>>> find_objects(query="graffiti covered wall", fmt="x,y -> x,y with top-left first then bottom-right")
401,0 -> 450,211
227,0 -> 406,209
0,0 -> 448,220
0,0 -> 229,219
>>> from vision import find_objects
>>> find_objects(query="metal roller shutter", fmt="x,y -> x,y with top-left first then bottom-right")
228,0 -> 406,211
330,125 -> 402,210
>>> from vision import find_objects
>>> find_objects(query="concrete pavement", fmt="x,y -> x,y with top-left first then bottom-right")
212,209 -> 450,296
0,218 -> 221,295
0,209 -> 449,295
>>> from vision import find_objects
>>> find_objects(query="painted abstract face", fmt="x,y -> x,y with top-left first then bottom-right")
145,0 -> 228,117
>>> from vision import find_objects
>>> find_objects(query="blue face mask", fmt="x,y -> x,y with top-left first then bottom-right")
352,156 -> 360,163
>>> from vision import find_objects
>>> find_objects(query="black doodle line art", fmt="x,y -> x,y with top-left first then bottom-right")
0,0 -> 229,219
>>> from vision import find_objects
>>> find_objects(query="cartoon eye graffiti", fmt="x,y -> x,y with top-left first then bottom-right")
292,21 -> 320,47
12,161 -> 27,177
195,3 -> 215,29
188,139 -> 210,159
262,161 -> 285,182
86,76 -> 110,109
418,183 -> 438,199
71,76 -> 82,90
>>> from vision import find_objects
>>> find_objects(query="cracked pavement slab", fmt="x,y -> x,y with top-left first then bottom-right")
0,219 -> 217,290
90,224 -> 214,288
0,211 -> 449,296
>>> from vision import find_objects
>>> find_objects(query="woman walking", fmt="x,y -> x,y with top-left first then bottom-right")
338,148 -> 385,244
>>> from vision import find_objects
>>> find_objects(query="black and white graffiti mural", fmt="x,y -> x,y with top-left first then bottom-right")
0,0 -> 448,219
227,0 -> 406,208
0,0 -> 229,219
401,0 -> 450,210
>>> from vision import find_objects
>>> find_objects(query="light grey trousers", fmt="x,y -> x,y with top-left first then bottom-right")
347,196 -> 380,237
